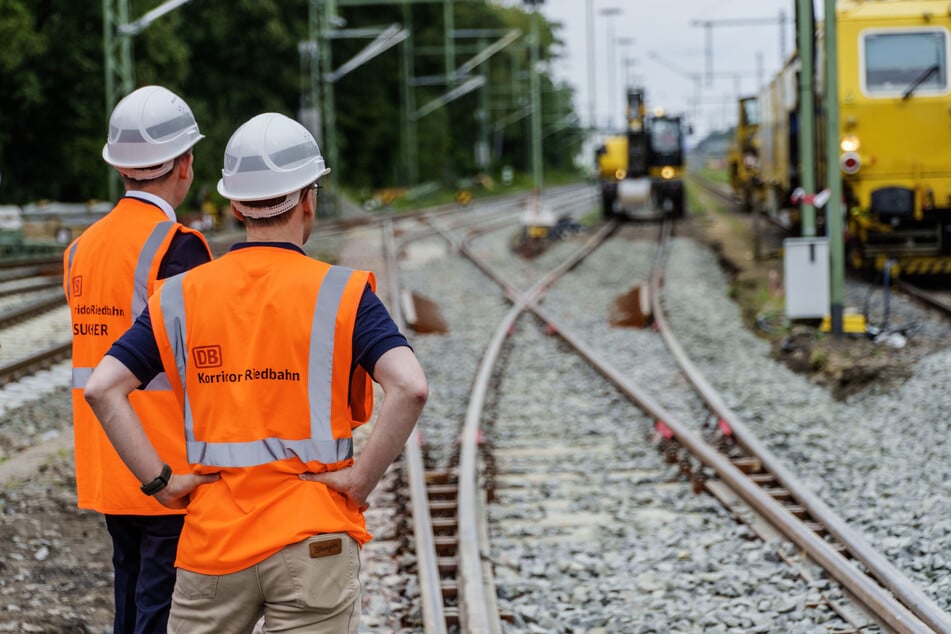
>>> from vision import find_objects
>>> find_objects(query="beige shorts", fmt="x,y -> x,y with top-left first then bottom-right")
168,532 -> 361,634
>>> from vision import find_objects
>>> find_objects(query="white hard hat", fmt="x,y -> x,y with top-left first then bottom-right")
217,113 -> 330,218
102,85 -> 204,180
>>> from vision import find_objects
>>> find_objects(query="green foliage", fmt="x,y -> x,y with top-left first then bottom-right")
0,1 -> 586,210
0,2 -> 45,76
0,1 -> 104,201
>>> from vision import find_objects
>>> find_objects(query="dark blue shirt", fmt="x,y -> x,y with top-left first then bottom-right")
160,232 -> 211,277
108,242 -> 408,386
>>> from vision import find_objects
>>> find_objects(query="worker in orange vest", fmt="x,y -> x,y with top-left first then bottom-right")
84,112 -> 428,633
64,85 -> 212,633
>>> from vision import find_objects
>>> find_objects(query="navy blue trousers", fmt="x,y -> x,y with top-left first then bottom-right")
104,514 -> 184,634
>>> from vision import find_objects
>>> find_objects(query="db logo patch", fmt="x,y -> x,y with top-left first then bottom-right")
192,345 -> 222,368
71,276 -> 83,298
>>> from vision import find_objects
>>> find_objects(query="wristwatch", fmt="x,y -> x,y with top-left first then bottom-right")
140,463 -> 172,496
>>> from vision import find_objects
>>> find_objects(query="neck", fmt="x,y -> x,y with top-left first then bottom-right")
239,201 -> 309,247
244,224 -> 304,247
128,181 -> 180,208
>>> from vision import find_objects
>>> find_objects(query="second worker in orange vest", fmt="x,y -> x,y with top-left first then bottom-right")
85,112 -> 428,633
65,85 -> 211,634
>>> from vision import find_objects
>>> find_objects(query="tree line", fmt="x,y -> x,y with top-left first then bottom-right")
0,1 -> 584,208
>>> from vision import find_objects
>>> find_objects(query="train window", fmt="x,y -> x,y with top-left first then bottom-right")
649,119 -> 681,154
863,30 -> 947,95
741,99 -> 759,126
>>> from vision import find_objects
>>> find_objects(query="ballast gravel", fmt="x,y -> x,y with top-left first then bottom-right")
1,200 -> 949,632
425,225 -> 857,633
400,213 -> 949,631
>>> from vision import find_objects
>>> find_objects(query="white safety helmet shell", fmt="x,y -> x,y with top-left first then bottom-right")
102,85 -> 204,169
216,113 -> 330,204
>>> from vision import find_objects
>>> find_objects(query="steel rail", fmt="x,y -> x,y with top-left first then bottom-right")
0,256 -> 63,270
382,218 -> 447,634
485,218 -> 940,633
0,279 -> 61,298
0,340 -> 71,386
454,188 -> 598,248
396,199 -> 525,250
648,228 -> 951,633
0,264 -> 61,282
433,188 -> 943,631
377,191 -> 576,630
395,182 -> 594,251
896,279 -> 951,316
398,185 -> 605,630
527,294 -> 937,633
404,185 -> 596,256
453,220 -> 619,632
455,296 -> 510,634
447,203 -> 934,630
0,295 -> 65,329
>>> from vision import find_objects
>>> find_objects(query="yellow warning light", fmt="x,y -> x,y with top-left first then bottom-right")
840,135 -> 860,152
660,166 -> 675,179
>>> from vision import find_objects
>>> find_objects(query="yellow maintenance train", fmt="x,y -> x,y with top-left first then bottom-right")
727,96 -> 762,213
596,88 -> 688,220
735,0 -> 951,275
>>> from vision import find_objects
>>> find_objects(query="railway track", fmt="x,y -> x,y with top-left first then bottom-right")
895,277 -> 951,318
0,260 -> 70,386
0,256 -> 63,276
385,186 -> 598,631
385,192 -> 949,632
0,189 -> 550,427
645,223 -> 948,633
0,205 -> 410,388
0,188 -> 948,632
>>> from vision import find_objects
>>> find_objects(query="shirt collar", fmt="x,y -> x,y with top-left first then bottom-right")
229,242 -> 305,255
125,190 -> 176,221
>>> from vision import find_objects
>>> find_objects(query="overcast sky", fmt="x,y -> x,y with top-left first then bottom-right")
503,0 -> 804,142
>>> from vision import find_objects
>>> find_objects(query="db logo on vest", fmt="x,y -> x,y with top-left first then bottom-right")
193,345 -> 223,368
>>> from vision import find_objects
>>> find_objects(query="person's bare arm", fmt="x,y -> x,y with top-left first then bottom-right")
300,346 -> 428,508
84,355 -> 219,508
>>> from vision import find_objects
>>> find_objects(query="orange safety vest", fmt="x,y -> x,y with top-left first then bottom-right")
149,246 -> 375,575
64,197 -> 211,515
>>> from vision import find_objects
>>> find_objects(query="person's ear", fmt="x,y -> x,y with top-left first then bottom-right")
302,189 -> 316,220
178,152 -> 194,178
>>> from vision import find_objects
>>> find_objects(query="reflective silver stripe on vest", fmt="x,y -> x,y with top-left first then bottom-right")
68,222 -> 175,392
66,242 -> 79,302
72,366 -> 171,391
160,266 -> 355,468
134,221 -> 176,317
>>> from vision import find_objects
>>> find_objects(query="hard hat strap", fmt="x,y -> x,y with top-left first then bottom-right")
233,189 -> 302,219
118,160 -> 175,181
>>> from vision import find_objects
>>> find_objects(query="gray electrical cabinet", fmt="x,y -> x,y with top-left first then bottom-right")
783,237 -> 829,319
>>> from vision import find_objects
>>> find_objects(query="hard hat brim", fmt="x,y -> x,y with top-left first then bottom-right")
102,134 -> 205,169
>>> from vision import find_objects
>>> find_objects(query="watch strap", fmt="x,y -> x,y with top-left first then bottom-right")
140,463 -> 172,496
